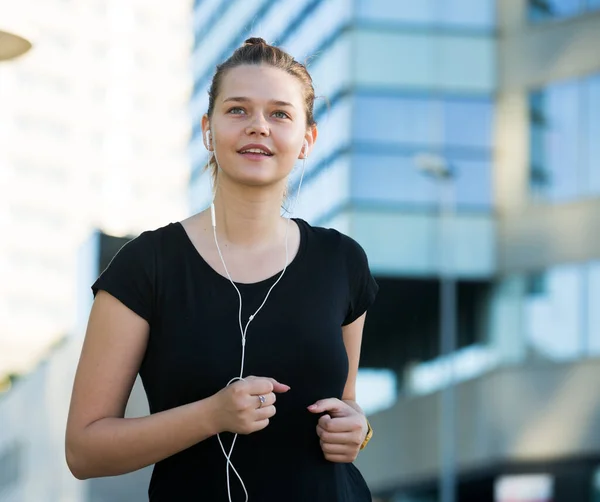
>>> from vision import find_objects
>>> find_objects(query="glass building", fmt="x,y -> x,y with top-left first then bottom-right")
189,1 -> 600,501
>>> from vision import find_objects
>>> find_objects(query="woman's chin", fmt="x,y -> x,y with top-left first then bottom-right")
223,164 -> 288,188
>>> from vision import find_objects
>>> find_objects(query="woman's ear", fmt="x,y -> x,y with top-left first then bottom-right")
299,125 -> 318,159
201,114 -> 212,151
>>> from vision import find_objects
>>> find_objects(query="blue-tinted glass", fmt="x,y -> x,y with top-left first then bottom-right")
525,266 -> 585,361
529,92 -> 549,196
585,75 -> 600,194
351,154 -> 492,208
444,99 -> 493,149
529,0 -> 584,21
438,0 -> 495,28
355,0 -> 494,27
355,0 -> 436,24
351,154 -> 438,205
448,158 -> 493,207
588,262 -> 600,355
543,81 -> 582,200
354,95 -> 493,150
353,96 -> 436,146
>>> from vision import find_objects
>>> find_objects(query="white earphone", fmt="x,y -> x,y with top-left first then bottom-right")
209,136 -> 309,502
205,130 -> 212,150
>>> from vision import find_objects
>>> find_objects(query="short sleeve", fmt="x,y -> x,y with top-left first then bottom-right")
91,231 -> 155,323
342,235 -> 379,326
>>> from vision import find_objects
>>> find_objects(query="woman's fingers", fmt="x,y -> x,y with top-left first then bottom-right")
244,376 -> 290,396
255,404 -> 276,421
316,426 -> 358,445
319,441 -> 350,455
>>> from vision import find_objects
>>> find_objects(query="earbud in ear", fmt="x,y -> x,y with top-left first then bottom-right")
302,140 -> 309,159
205,130 -> 212,150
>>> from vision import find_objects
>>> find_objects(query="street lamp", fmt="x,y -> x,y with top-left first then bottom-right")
0,29 -> 32,61
414,153 -> 457,502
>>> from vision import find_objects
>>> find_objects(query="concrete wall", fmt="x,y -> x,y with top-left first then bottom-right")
356,358 -> 600,494
494,3 -> 600,273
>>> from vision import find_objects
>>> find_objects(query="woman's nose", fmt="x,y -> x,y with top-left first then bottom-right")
245,114 -> 270,136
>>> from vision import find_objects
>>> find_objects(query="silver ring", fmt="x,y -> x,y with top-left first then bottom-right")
258,395 -> 266,408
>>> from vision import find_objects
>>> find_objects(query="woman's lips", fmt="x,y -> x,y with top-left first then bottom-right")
238,152 -> 273,161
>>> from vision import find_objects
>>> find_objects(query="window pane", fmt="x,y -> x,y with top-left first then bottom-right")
585,75 -> 600,194
353,31 -> 495,93
444,99 -> 493,149
525,266 -> 585,361
351,154 -> 437,205
354,95 -> 493,150
356,0 -> 494,27
438,0 -> 495,27
529,92 -> 549,195
356,0 -> 436,24
545,82 -> 582,200
530,81 -> 582,201
448,158 -> 493,207
351,154 -> 492,208
588,262 -> 600,355
529,0 -> 585,21
353,95 -> 436,146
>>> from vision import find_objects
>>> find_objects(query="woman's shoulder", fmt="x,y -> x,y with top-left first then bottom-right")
124,221 -> 181,249
295,218 -> 366,255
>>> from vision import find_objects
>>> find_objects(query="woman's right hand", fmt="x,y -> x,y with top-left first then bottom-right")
210,376 -> 290,435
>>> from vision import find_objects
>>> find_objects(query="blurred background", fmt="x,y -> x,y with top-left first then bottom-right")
1,0 -> 599,501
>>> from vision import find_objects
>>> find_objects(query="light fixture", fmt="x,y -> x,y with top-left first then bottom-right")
0,29 -> 32,61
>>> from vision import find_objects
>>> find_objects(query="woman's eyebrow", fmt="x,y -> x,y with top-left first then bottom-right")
222,96 -> 296,108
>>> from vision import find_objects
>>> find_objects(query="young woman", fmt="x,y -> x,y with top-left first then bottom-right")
66,37 -> 378,501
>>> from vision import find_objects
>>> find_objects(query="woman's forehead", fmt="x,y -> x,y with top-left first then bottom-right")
219,64 -> 304,105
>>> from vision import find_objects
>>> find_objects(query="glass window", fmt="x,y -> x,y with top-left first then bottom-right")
448,158 -> 493,207
351,154 -> 438,205
585,75 -> 600,194
444,99 -> 493,149
351,153 -> 492,208
588,262 -> 600,355
353,95 -> 436,146
528,0 -> 585,21
438,0 -> 495,27
529,91 -> 549,196
356,0 -> 494,27
356,0 -> 436,24
529,81 -> 582,201
354,94 -> 493,150
354,30 -> 494,93
525,266 -> 585,361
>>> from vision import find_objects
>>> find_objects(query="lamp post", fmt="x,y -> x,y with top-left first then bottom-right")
414,153 -> 457,502
0,29 -> 32,61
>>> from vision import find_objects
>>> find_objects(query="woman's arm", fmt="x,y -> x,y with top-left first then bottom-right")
66,290 -> 287,479
307,313 -> 369,462
65,291 -> 222,479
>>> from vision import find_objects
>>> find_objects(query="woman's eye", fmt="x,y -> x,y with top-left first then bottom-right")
273,111 -> 289,119
228,107 -> 245,115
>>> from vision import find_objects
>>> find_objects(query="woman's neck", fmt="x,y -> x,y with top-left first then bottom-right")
209,181 -> 287,249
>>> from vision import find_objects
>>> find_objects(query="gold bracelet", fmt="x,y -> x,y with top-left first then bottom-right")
360,419 -> 373,450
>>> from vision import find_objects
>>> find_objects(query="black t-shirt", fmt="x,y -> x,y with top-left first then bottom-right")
92,218 -> 379,501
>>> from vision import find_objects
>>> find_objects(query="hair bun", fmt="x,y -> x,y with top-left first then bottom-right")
243,37 -> 268,47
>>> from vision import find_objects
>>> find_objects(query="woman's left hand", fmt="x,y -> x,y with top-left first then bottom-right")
307,399 -> 368,463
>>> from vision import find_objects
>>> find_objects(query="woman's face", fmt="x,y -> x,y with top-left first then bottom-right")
204,64 -> 313,189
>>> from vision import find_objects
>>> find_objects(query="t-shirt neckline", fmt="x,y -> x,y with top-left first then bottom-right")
173,218 -> 307,287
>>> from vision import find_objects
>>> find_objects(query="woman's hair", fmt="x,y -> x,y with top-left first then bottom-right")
204,37 -> 316,188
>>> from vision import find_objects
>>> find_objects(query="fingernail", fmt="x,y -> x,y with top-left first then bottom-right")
307,404 -> 316,410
